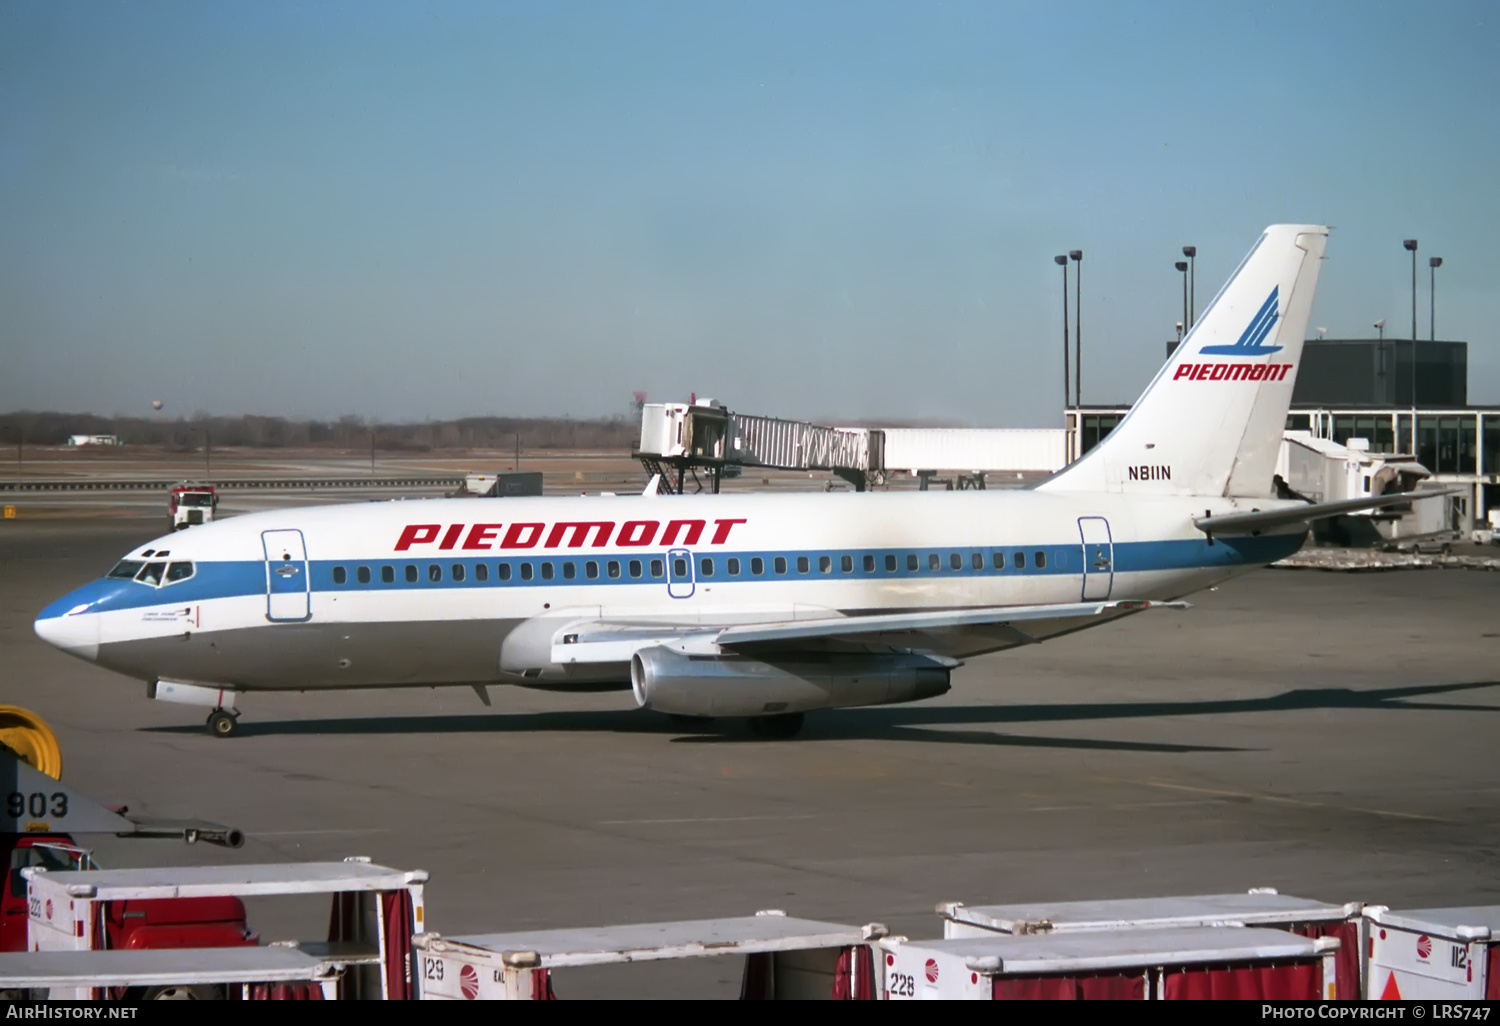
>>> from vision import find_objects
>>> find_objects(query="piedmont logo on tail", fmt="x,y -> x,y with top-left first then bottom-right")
37,224 -> 1406,740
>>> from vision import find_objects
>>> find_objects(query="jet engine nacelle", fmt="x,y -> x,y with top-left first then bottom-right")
630,646 -> 952,718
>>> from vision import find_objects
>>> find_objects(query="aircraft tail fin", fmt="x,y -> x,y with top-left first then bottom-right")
1039,224 -> 1328,498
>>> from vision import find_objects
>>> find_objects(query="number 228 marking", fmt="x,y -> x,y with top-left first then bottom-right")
889,972 -> 916,997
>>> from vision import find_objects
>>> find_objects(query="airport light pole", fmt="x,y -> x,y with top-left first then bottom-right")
1070,250 -> 1083,406
1429,256 -> 1442,342
1182,245 -> 1197,326
1404,239 -> 1418,449
1176,260 -> 1189,340
1055,255 -> 1070,410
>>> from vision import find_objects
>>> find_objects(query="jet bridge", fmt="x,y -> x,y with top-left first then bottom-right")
634,400 -> 1065,494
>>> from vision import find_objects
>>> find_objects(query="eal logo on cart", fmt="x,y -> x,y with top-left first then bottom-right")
1416,934 -> 1433,960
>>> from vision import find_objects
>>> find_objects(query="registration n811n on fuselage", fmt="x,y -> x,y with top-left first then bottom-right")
38,225 -> 1373,739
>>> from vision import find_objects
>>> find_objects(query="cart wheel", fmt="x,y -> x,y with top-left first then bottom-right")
207,709 -> 238,738
747,712 -> 804,740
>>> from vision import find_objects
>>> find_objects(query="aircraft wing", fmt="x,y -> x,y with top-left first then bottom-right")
1193,490 -> 1455,535
551,599 -> 1188,665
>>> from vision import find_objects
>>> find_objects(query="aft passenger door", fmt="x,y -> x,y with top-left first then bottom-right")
1078,517 -> 1114,601
262,529 -> 311,622
666,548 -> 695,599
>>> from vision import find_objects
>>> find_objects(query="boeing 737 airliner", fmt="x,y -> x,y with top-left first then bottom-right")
36,225 -> 1401,738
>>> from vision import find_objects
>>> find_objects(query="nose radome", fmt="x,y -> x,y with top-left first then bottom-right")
34,608 -> 99,662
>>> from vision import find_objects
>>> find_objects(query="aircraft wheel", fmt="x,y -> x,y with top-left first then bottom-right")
747,712 -> 804,740
206,709 -> 239,739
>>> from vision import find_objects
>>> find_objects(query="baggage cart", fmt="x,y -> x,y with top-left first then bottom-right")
413,910 -> 886,999
881,925 -> 1339,1000
0,945 -> 338,1000
1363,905 -> 1500,1000
24,857 -> 425,999
938,889 -> 1361,998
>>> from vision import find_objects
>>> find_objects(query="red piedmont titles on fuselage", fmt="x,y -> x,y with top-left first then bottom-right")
393,518 -> 749,552
1172,362 -> 1293,382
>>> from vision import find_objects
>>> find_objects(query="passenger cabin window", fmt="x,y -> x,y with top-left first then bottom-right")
630,560 -> 643,579
498,564 -> 512,581
700,558 -> 714,577
928,553 -> 941,572
862,555 -> 874,573
992,552 -> 1005,570
650,559 -> 663,578
1035,551 -> 1047,569
885,555 -> 897,572
841,555 -> 852,573
108,560 -> 144,580
796,556 -> 809,574
820,556 -> 833,573
405,565 -> 418,583
971,552 -> 984,571
607,561 -> 620,579
586,561 -> 599,579
452,564 -> 465,582
950,553 -> 962,571
563,562 -> 576,580
727,558 -> 740,576
137,562 -> 166,586
540,563 -> 554,581
1015,551 -> 1026,570
672,558 -> 688,578
333,566 -> 347,585
382,565 -> 395,583
751,557 -> 764,576
520,563 -> 534,581
475,564 -> 488,582
428,564 -> 442,582
774,557 -> 787,575
357,566 -> 371,584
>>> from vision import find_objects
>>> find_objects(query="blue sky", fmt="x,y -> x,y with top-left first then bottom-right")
2,1 -> 1496,426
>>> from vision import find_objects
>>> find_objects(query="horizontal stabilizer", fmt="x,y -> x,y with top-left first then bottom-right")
1193,491 -> 1454,535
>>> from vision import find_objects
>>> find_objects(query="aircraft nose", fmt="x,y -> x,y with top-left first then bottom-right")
34,600 -> 100,662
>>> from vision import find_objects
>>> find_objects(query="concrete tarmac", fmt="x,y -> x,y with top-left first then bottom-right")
4,517 -> 1499,997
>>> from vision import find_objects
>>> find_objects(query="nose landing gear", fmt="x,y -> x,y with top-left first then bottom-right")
206,709 -> 239,738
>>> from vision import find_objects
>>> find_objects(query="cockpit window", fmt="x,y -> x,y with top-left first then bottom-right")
136,562 -> 166,586
108,560 -> 145,580
164,562 -> 195,583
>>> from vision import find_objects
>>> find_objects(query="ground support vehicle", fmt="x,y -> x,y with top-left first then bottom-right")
938,889 -> 1362,999
0,945 -> 338,999
24,858 -> 426,999
1363,905 -> 1500,999
880,925 -> 1339,1000
413,910 -> 886,999
169,483 -> 218,530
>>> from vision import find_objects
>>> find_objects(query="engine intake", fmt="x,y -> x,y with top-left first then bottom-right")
630,647 -> 952,718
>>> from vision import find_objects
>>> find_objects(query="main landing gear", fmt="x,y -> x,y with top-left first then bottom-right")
206,709 -> 240,739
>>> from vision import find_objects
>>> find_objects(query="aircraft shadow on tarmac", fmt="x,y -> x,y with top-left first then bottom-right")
142,679 -> 1500,755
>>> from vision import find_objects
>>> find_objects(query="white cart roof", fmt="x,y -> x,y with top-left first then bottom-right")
420,914 -> 873,968
1365,906 -> 1500,941
896,926 -> 1333,975
943,891 -> 1354,933
0,947 -> 335,988
24,860 -> 426,900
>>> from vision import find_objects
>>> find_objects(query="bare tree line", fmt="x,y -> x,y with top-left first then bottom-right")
0,412 -> 638,452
